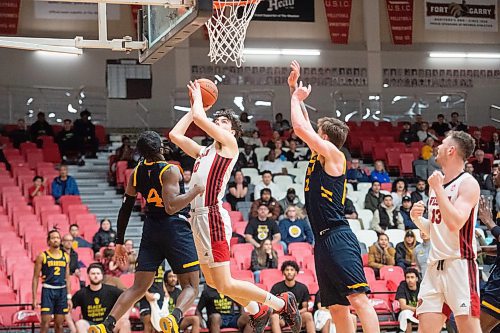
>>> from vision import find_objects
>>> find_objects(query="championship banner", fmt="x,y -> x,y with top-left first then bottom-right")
131,5 -> 140,33
386,0 -> 413,44
424,0 -> 497,32
34,1 -> 121,20
324,0 -> 352,44
252,0 -> 315,22
0,0 -> 21,35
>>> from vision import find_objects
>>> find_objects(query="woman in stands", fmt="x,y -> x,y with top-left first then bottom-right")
391,178 -> 409,208
368,233 -> 396,278
250,239 -> 278,283
225,170 -> 248,211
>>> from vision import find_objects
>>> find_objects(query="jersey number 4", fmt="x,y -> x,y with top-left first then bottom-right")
430,208 -> 442,224
147,189 -> 164,207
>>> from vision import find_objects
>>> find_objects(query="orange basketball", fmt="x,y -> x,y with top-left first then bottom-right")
190,78 -> 218,108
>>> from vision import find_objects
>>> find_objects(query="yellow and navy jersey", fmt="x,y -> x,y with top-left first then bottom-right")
41,250 -> 69,287
304,153 -> 349,237
133,160 -> 190,217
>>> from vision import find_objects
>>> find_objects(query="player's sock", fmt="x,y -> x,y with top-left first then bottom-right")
263,292 -> 285,311
171,308 -> 183,323
244,301 -> 260,315
103,315 -> 117,332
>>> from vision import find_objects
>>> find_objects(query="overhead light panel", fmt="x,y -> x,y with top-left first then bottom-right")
429,52 -> 500,59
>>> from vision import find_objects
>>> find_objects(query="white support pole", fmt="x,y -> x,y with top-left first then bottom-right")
98,2 -> 108,42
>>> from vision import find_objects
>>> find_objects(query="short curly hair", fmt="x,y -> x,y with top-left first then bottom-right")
213,109 -> 242,138
136,131 -> 162,160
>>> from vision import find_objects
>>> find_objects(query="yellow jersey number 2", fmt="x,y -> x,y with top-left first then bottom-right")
147,188 -> 164,207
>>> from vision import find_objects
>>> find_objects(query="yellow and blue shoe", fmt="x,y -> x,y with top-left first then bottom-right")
159,314 -> 179,333
88,323 -> 110,333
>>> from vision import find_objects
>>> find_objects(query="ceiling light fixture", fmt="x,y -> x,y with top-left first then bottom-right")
429,52 -> 500,59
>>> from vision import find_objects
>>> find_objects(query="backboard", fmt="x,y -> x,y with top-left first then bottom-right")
138,0 -> 213,64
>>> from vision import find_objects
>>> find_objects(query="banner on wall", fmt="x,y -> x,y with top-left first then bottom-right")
386,0 -> 413,44
324,0 -> 352,44
0,0 -> 21,35
252,0 -> 314,22
34,1 -> 120,20
424,0 -> 497,31
131,5 -> 140,33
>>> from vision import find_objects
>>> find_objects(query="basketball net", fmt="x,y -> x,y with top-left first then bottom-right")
206,0 -> 261,67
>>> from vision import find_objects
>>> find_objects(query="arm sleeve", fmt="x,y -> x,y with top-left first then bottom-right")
72,290 -> 82,308
244,221 -> 254,235
395,284 -> 405,300
271,221 -> 280,236
115,194 -> 135,245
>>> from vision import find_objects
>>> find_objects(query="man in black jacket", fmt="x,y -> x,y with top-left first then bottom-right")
74,110 -> 99,158
399,122 -> 418,145
30,112 -> 54,143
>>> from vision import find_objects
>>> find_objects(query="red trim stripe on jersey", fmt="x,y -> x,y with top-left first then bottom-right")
459,209 -> 475,259
467,259 -> 480,317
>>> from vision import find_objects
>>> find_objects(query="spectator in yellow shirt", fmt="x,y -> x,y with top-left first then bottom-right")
421,137 -> 434,160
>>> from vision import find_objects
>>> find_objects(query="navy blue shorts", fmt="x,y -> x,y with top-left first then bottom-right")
221,314 -> 240,329
136,215 -> 199,274
481,265 -> 500,320
314,225 -> 370,307
41,287 -> 68,315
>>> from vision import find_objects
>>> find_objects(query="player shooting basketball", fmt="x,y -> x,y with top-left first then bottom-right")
410,131 -> 481,333
288,61 -> 380,333
169,80 -> 301,333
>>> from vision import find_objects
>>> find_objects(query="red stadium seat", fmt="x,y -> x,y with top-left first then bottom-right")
76,247 -> 94,266
46,214 -> 69,231
288,242 -> 313,256
380,183 -> 392,192
379,266 -> 405,286
67,205 -> 89,224
362,253 -> 368,266
278,255 -> 296,268
80,223 -> 99,242
302,255 -> 315,271
307,281 -> 319,294
399,153 -> 414,177
222,202 -> 232,212
119,274 -> 135,288
40,206 -> 62,226
386,149 -> 401,170
231,270 -> 254,283
59,196 -> 82,213
26,150 -> 44,170
42,144 -> 61,163
116,162 -> 129,187
75,213 -> 97,227
232,222 -> 247,236
295,272 -> 315,285
290,249 -> 311,268
234,251 -> 251,270
230,243 -> 253,258
259,269 -> 282,287
372,143 -> 389,162
95,125 -> 107,145
404,147 -> 420,161
228,211 -> 243,223
363,267 -> 376,285
33,196 -> 56,215
39,136 -> 54,146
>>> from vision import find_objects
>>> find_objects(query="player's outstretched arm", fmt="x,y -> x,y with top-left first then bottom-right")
169,112 -> 203,159
430,172 -> 480,232
291,82 -> 343,162
114,173 -> 137,265
188,81 -> 238,152
287,60 -> 310,124
161,165 -> 205,215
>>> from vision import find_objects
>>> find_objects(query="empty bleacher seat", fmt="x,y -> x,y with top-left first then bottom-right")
384,229 -> 405,245
356,230 -> 377,248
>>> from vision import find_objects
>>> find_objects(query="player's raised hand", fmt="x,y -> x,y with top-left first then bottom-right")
287,60 -> 301,89
410,200 -> 425,220
193,184 -> 205,196
187,81 -> 203,106
427,170 -> 444,191
292,81 -> 311,102
113,244 -> 129,266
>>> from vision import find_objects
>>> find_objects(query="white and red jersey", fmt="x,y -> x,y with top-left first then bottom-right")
190,144 -> 238,209
427,172 -> 478,262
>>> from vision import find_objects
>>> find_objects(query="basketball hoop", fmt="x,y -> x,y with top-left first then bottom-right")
206,0 -> 261,67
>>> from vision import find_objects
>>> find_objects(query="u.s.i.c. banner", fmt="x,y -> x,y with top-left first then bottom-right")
424,0 -> 497,32
252,0 -> 315,22
0,0 -> 20,35
324,0 -> 352,44
386,0 -> 413,45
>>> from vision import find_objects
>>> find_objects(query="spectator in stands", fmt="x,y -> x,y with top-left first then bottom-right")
239,111 -> 255,135
364,181 -> 384,212
266,130 -> 282,149
344,190 -> 358,219
484,164 -> 498,194
250,239 -> 278,283
197,284 -> 252,333
101,247 -> 127,289
421,137 -> 434,160
62,233 -> 80,276
273,140 -> 287,161
56,119 -> 81,164
465,162 -> 485,187
278,188 -> 304,213
74,109 -> 98,158
286,129 -> 304,147
400,196 -> 416,229
30,112 -> 54,142
182,169 -> 192,192
370,160 -> 390,184
417,122 -> 437,142
72,263 -> 130,333
8,118 -> 30,148
487,132 -> 499,158
449,112 -> 468,132
396,268 -> 420,333
225,170 -> 248,210
115,136 -> 135,168
51,165 -> 80,201
124,239 -> 137,273
414,230 -> 430,276
368,233 -> 396,278
260,149 -> 286,174
391,178 -> 409,208
472,149 -> 492,176
250,188 -> 281,220
431,113 -> 451,137
28,175 -> 45,203
346,158 -> 370,191
245,203 -> 280,247
254,170 -> 281,200
410,179 -> 429,207
69,224 -> 92,248
371,194 -> 404,233
395,230 -> 419,270
410,114 -> 423,134
399,122 -> 418,145
285,140 -> 303,162
270,261 -> 314,333
237,144 -> 258,170
279,205 -> 314,252
243,130 -> 263,148
472,129 -> 488,152
273,112 -> 290,134
92,218 -> 116,254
